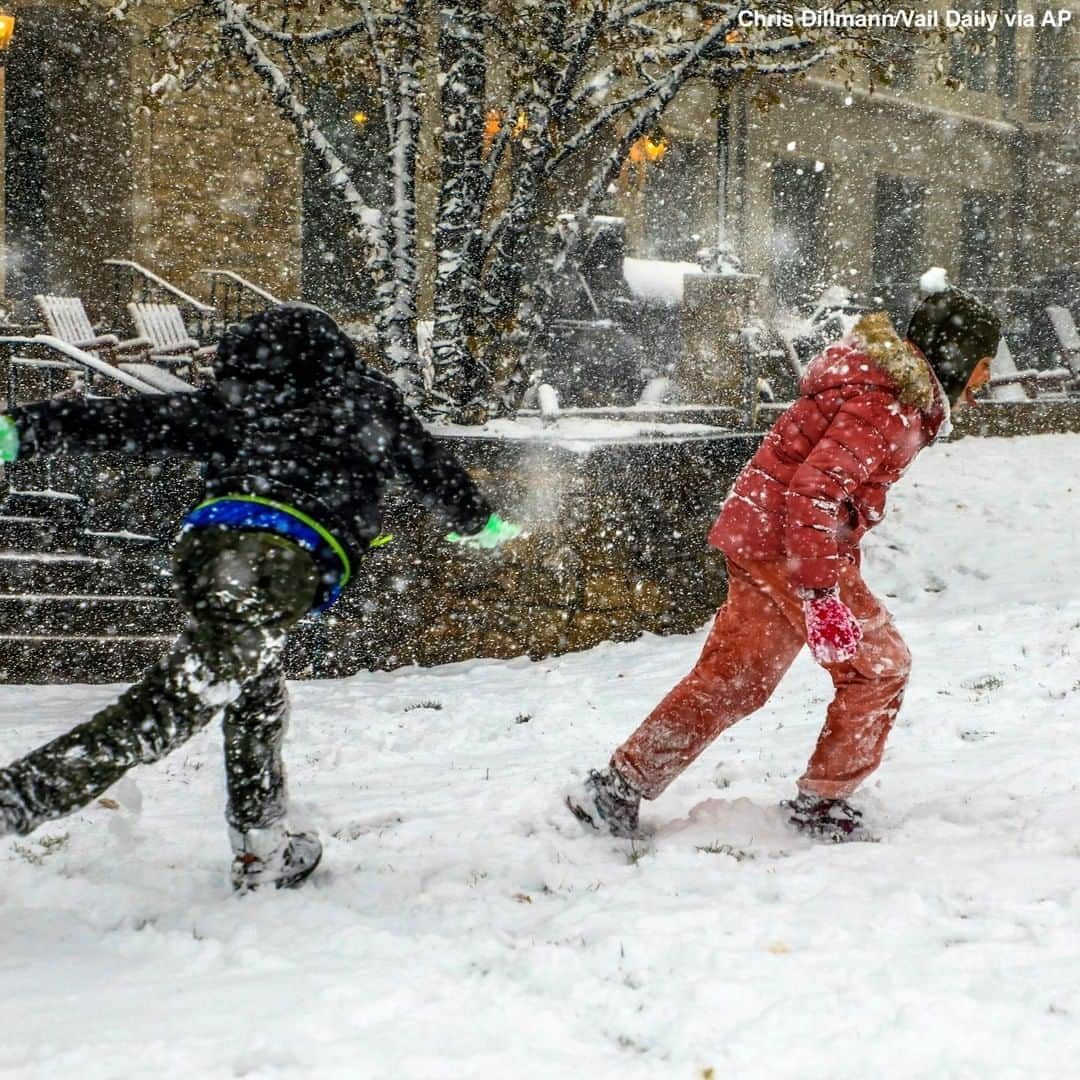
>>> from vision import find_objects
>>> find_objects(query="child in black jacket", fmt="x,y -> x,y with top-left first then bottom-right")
0,304 -> 518,891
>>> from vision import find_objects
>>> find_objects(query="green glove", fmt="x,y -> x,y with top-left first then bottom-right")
446,513 -> 522,549
0,416 -> 18,464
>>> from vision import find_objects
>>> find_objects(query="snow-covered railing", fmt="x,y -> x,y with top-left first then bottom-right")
104,260 -> 215,317
0,336 -> 170,403
198,270 -> 283,336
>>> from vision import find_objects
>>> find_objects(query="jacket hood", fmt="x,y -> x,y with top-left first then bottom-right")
801,312 -> 937,413
213,303 -> 362,401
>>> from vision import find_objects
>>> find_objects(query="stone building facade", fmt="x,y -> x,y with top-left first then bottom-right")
0,1 -> 1076,326
625,7 -> 1078,316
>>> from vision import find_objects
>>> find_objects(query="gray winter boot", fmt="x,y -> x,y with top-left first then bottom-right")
566,766 -> 641,839
229,824 -> 323,893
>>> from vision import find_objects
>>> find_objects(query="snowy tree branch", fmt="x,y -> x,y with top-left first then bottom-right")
210,0 -> 386,256
231,6 -> 370,47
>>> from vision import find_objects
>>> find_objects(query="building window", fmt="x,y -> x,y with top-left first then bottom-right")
4,7 -> 134,311
301,86 -> 385,317
872,176 -> 926,287
996,0 -> 1018,99
770,158 -> 829,308
1031,18 -> 1066,121
949,3 -> 991,92
641,140 -> 713,261
959,190 -> 1009,292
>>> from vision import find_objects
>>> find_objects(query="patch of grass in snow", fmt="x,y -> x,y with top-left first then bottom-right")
696,842 -> 756,862
403,699 -> 443,712
967,674 -> 1004,693
11,832 -> 68,866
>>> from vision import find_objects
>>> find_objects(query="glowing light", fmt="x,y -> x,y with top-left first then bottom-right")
0,13 -> 15,51
622,131 -> 670,192
483,109 -> 528,155
351,111 -> 369,127
483,108 -> 502,152
628,133 -> 669,165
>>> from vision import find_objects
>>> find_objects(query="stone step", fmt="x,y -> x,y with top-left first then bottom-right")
0,553 -> 174,597
0,631 -> 328,684
0,635 -> 175,684
0,515 -> 78,552
0,595 -> 184,637
1,490 -> 84,521
77,530 -> 163,560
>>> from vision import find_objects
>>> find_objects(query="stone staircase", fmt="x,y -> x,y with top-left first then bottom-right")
0,315 -> 346,684
0,473 -> 328,683
0,486 -> 183,682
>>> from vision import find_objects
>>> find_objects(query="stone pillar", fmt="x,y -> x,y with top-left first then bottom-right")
677,272 -> 760,416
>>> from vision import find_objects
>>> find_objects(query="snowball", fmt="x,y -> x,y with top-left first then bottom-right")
919,267 -> 950,295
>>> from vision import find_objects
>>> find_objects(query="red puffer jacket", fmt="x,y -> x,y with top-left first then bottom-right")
709,313 -> 949,591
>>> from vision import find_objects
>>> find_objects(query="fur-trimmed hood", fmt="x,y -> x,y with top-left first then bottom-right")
801,311 -> 938,414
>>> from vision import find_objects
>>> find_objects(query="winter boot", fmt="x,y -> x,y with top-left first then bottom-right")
783,791 -> 871,843
566,766 -> 641,839
229,823 -> 323,893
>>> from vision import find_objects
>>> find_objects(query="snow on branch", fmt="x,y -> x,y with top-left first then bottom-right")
230,5 -> 370,47
167,0 -> 924,421
726,46 -> 839,76
611,0 -> 699,24
211,0 -> 386,255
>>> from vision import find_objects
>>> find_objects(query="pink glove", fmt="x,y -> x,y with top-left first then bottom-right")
803,588 -> 862,664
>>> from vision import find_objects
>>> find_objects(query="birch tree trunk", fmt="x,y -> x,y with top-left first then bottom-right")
381,0 -> 424,401
431,0 -> 489,420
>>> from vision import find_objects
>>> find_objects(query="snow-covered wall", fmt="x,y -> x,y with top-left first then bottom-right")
296,429 -> 761,675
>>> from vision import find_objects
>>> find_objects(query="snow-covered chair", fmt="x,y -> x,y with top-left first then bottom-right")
1046,306 -> 1080,377
34,294 -> 152,370
128,301 -> 217,387
987,338 -> 1029,402
986,336 -> 1073,400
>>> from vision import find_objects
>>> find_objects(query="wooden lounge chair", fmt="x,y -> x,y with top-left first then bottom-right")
34,294 -> 152,368
1046,305 -> 1080,378
128,301 -> 217,387
986,337 -> 1073,401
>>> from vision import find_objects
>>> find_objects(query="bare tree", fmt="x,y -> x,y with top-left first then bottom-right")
133,0 -> 928,420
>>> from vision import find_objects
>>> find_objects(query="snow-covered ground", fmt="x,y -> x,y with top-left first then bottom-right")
3,433 -> 1080,1078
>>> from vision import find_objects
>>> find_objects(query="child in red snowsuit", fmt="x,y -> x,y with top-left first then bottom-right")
569,287 -> 1000,841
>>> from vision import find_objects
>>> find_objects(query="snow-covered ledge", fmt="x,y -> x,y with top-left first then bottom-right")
295,420 -> 762,675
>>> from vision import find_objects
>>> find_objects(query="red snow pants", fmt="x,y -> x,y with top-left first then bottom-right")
613,557 -> 911,800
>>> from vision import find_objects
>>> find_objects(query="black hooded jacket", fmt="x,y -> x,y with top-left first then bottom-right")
8,305 -> 492,568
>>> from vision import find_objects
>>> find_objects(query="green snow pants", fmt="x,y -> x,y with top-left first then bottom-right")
0,529 -> 320,837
